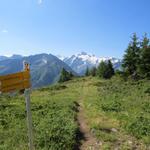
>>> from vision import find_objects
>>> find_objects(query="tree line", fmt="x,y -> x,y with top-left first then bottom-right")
122,33 -> 150,80
59,33 -> 150,82
85,60 -> 114,79
59,59 -> 115,83
58,68 -> 74,83
86,33 -> 150,80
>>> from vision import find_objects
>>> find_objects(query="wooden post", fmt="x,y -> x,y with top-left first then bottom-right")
24,89 -> 34,150
23,61 -> 34,150
0,62 -> 33,149
24,61 -> 30,71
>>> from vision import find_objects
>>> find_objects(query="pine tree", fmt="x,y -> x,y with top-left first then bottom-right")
140,33 -> 149,48
138,34 -> 150,79
107,60 -> 115,78
69,72 -> 74,78
97,61 -> 114,79
90,67 -> 97,76
97,61 -> 106,78
122,33 -> 140,78
97,61 -> 107,79
85,67 -> 89,76
59,68 -> 71,82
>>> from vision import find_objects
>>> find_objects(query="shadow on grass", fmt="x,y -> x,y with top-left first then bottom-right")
74,128 -> 85,150
73,102 -> 86,150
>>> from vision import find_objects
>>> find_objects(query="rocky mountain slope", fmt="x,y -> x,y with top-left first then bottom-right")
0,53 -> 76,88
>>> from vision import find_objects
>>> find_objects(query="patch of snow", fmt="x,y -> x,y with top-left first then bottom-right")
42,58 -> 48,64
70,56 -> 77,65
56,55 -> 66,61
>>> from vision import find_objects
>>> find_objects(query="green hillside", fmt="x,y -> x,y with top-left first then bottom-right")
0,77 -> 150,149
81,77 -> 150,149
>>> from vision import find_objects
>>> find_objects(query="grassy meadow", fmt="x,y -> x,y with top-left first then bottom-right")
82,77 -> 150,149
0,77 -> 150,149
0,79 -> 84,150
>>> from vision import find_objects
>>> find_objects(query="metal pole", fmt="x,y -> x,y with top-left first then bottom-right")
24,89 -> 34,150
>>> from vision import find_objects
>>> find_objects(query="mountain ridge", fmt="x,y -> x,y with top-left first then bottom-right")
0,53 -> 76,88
61,52 -> 122,75
0,52 -> 122,87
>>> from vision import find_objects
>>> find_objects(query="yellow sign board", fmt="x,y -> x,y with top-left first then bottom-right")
0,71 -> 31,93
0,62 -> 34,150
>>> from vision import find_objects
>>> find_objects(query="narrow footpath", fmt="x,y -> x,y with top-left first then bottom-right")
76,80 -> 101,150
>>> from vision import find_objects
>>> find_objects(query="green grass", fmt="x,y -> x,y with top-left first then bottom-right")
0,76 -> 150,150
82,76 -> 150,149
0,80 -> 84,150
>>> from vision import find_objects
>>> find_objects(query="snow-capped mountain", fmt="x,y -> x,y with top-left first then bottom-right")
56,55 -> 66,61
0,54 -> 23,61
62,52 -> 122,75
0,53 -> 76,88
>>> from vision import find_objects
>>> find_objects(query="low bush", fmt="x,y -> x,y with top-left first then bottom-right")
38,84 -> 67,91
101,101 -> 123,112
0,82 -> 78,150
142,102 -> 150,113
144,87 -> 150,95
126,115 -> 150,139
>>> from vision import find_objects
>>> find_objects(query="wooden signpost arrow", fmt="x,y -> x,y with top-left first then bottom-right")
0,61 -> 34,150
0,71 -> 30,93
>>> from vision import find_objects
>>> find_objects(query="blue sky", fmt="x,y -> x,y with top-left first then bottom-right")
0,0 -> 150,58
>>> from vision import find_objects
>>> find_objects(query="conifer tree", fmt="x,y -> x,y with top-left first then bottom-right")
107,60 -> 115,78
97,61 -> 114,79
90,67 -> 97,77
85,67 -> 90,76
69,72 -> 74,78
122,33 -> 140,78
59,68 -> 71,82
97,61 -> 106,78
138,34 -> 150,79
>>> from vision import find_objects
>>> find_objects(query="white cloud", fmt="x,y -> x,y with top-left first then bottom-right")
1,29 -> 8,33
38,0 -> 43,5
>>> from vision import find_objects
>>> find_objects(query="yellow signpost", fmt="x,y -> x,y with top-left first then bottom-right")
0,71 -> 30,93
0,61 -> 34,150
